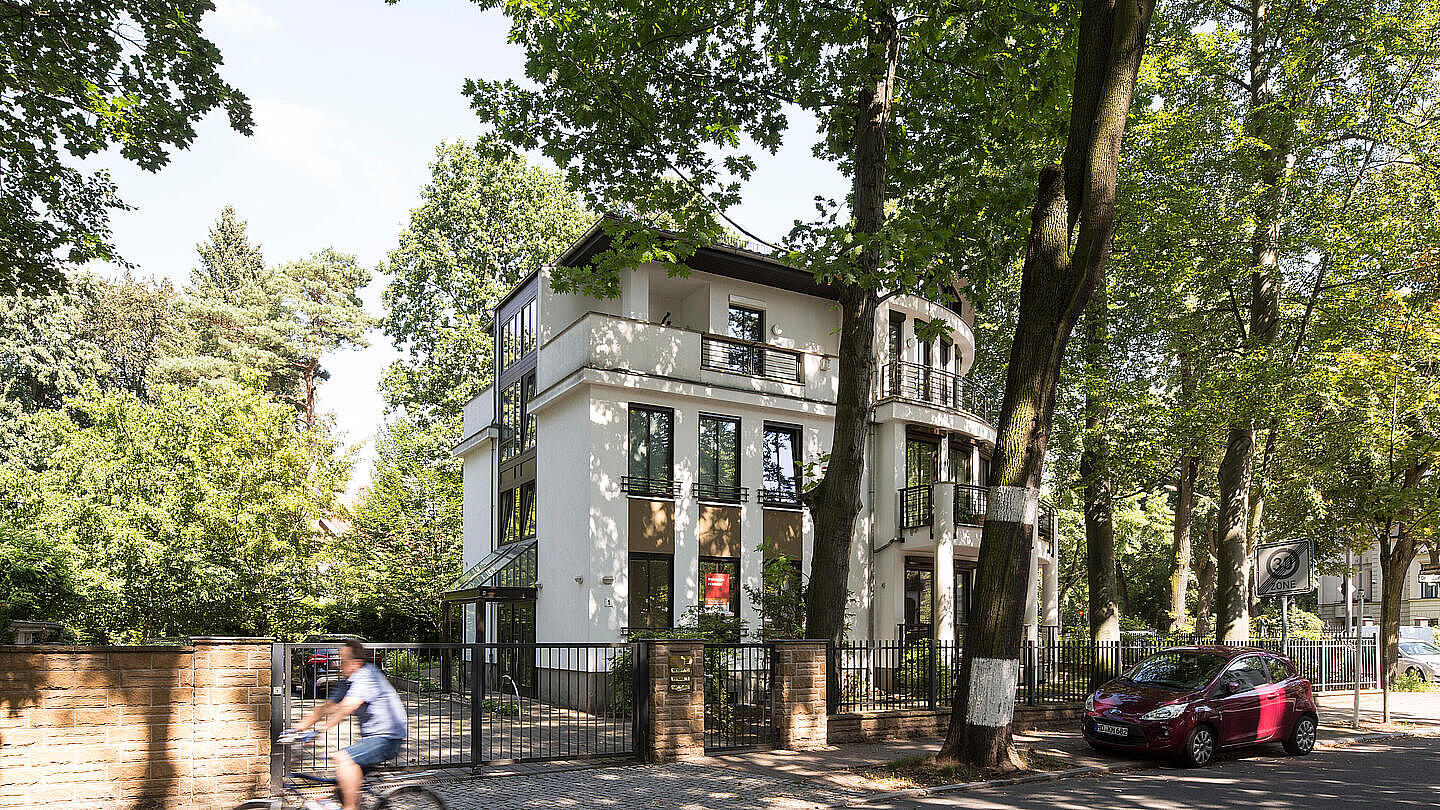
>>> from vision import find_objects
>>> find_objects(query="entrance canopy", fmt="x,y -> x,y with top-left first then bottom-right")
442,537 -> 537,602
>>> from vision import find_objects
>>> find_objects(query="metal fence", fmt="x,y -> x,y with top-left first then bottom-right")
703,642 -> 775,752
271,641 -> 636,778
898,485 -> 932,529
831,635 -> 1384,714
700,333 -> 804,384
879,361 -> 994,422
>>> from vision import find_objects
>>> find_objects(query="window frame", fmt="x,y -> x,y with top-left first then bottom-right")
699,555 -> 741,619
698,413 -> 743,503
627,552 -> 674,631
760,423 -> 803,507
626,404 -> 676,497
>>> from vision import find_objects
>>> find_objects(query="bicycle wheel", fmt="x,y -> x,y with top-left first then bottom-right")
234,800 -> 278,810
376,785 -> 447,810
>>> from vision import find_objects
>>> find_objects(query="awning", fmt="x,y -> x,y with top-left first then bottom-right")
442,537 -> 537,602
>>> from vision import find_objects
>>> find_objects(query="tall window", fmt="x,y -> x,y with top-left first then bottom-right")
499,371 -> 536,461
1421,574 -> 1439,600
629,554 -> 673,629
906,437 -> 937,487
500,297 -> 538,370
761,424 -> 801,506
627,405 -> 674,495
904,557 -> 933,642
499,482 -> 536,545
725,304 -> 765,375
887,314 -> 904,396
698,414 -> 741,502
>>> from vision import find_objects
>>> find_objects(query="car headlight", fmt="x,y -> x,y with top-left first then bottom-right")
1085,693 -> 1096,713
1139,703 -> 1187,721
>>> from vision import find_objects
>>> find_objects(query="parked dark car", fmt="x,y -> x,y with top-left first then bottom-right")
1082,645 -> 1317,767
293,634 -> 383,696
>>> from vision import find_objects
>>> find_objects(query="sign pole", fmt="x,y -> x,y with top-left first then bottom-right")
1280,594 -> 1289,646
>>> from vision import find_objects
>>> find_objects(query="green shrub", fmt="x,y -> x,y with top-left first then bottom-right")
388,649 -> 420,677
1390,672 -> 1432,692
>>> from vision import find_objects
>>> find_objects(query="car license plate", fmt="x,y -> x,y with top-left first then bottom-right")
1095,721 -> 1128,737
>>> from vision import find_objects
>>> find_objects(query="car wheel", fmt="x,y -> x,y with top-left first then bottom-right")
1405,666 -> 1424,680
1283,715 -> 1316,755
1180,724 -> 1217,768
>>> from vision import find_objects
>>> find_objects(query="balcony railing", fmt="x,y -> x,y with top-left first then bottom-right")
620,476 -> 683,498
879,361 -> 994,422
759,483 -> 802,508
955,484 -> 988,527
695,481 -> 749,504
701,333 -> 804,384
899,484 -> 932,529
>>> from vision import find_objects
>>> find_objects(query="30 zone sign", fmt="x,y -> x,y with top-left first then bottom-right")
1255,540 -> 1314,597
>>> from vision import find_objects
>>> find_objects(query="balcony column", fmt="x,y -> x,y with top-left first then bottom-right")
674,406 -> 700,619
1042,556 -> 1060,630
621,265 -> 650,321
934,483 -> 955,643
1024,529 -> 1040,643
740,418 -> 765,632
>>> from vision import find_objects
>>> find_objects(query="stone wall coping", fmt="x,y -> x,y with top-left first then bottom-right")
187,636 -> 276,644
0,644 -> 195,654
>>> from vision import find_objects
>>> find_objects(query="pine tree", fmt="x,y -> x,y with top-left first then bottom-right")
192,206 -> 265,295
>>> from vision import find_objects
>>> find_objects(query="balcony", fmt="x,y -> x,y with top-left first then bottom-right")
954,484 -> 987,527
760,483 -> 802,509
899,484 -> 932,529
700,333 -> 804,384
879,361 -> 994,423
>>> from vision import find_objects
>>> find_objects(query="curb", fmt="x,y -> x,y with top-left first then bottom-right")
829,726 -> 1440,807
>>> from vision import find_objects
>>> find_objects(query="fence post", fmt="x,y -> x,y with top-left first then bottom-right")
469,641 -> 481,767
632,641 -> 650,758
928,638 -> 938,710
1025,641 -> 1037,706
269,642 -> 286,794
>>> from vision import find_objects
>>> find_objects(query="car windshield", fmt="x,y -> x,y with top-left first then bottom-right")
1119,650 -> 1230,691
1400,642 -> 1440,656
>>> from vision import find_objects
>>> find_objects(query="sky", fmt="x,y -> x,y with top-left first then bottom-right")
91,0 -> 846,492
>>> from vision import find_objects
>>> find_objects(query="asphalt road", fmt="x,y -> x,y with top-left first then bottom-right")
862,736 -> 1440,809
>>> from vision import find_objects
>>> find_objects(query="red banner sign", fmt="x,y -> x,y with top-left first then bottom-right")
704,572 -> 731,608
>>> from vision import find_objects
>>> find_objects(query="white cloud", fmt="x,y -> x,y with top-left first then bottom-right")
212,0 -> 279,36
249,98 -> 349,186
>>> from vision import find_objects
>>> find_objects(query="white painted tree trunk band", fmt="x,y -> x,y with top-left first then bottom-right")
965,657 -> 1020,727
988,485 -> 1038,525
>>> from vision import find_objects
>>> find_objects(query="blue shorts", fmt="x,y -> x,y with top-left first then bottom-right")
342,735 -> 403,770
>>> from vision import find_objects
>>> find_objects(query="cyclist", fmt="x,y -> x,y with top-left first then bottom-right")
281,640 -> 408,810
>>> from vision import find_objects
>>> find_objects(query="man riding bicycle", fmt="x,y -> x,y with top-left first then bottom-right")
282,640 -> 408,810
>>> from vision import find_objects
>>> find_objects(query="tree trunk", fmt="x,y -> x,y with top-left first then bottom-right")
803,10 -> 896,712
1081,275 -> 1118,643
1378,461 -> 1428,681
1195,521 -> 1218,639
1215,0 -> 1290,644
941,0 -> 1154,767
1162,454 -> 1198,634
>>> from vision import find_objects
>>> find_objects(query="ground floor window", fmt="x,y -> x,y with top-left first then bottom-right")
904,557 -> 974,642
700,557 -> 740,618
628,554 -> 673,630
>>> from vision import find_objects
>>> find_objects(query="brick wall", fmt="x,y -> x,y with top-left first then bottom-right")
644,640 -> 705,762
772,641 -> 827,750
0,638 -> 271,810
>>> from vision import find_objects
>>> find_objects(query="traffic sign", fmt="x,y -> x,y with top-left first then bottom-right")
1256,540 -> 1313,597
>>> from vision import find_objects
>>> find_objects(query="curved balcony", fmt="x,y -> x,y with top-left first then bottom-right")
879,361 -> 995,423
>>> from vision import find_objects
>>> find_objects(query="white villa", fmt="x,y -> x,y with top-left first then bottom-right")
1316,545 -> 1440,631
445,218 -> 1060,648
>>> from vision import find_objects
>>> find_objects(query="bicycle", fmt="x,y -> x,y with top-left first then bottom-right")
236,732 -> 448,810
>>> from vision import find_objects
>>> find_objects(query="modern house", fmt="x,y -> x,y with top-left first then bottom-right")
444,219 -> 1060,649
1316,544 -> 1440,631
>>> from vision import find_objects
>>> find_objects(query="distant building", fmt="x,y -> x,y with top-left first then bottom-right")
1316,542 -> 1440,630
445,219 -> 1059,646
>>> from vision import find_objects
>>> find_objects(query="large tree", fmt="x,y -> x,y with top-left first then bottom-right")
0,2 -> 252,296
943,0 -> 1156,766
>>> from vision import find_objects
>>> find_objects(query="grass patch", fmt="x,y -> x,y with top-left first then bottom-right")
852,750 -> 1073,790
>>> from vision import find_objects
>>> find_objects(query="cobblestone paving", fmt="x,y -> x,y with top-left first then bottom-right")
429,761 -> 865,809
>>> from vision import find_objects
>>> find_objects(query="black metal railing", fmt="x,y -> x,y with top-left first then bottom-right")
703,642 -> 775,751
954,484 -> 987,527
759,484 -> 802,508
273,641 -> 638,776
899,484 -> 932,529
695,481 -> 749,504
620,475 -> 683,498
879,361 -> 994,422
701,333 -> 804,384
829,634 -> 1384,715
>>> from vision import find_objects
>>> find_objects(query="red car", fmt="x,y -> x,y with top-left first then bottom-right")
1082,645 -> 1318,767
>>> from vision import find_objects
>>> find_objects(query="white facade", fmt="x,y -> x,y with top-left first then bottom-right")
451,222 -> 1059,645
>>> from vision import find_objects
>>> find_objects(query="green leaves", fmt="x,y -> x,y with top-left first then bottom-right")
1,1 -> 252,296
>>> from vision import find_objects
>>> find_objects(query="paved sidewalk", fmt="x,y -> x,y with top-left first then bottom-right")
426,692 -> 1440,809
